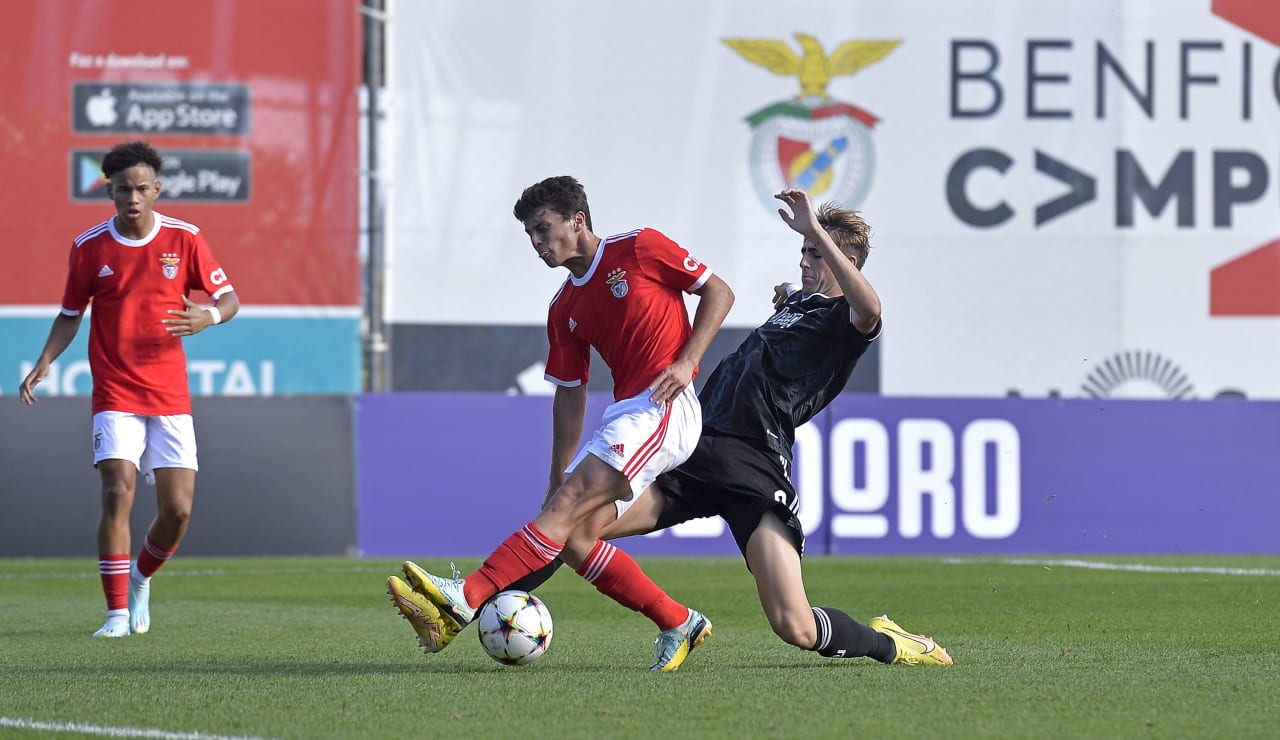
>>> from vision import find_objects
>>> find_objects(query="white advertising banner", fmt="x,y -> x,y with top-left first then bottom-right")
387,0 -> 1280,399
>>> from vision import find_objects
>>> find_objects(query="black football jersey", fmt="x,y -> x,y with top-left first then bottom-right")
698,291 -> 880,457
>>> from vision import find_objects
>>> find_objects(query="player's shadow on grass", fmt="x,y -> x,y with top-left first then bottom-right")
15,655 -> 870,677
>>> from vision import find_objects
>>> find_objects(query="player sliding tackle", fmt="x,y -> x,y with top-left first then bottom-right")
388,175 -> 734,671
400,187 -> 953,668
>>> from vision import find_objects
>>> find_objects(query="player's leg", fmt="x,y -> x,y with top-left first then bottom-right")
91,412 -> 145,638
745,514 -> 893,661
498,475 -> 671,594
404,388 -> 710,668
127,467 -> 193,635
700,436 -> 907,663
97,460 -> 138,554
574,433 -> 726,671
127,415 -> 199,634
492,489 -> 620,602
744,514 -> 817,647
557,471 -> 690,636
532,453 -> 636,543
400,458 -> 618,633
403,454 -> 649,627
549,386 -> 710,671
744,513 -> 951,665
599,481 -> 669,539
504,464 -> 693,595
493,511 -> 607,595
95,460 -> 136,637
146,468 -> 194,556
565,506 -> 712,673
405,388 -> 681,620
555,480 -> 681,626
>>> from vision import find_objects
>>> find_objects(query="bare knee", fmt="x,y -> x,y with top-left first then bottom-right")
536,484 -> 581,538
99,479 -> 135,518
538,480 -> 618,542
158,500 -> 192,528
542,479 -> 589,519
152,469 -> 196,530
770,611 -> 818,649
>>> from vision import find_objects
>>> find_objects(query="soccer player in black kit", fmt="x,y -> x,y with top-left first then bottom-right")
501,187 -> 952,666
618,188 -> 952,665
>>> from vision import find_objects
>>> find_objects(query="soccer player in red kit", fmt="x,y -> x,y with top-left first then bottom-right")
19,140 -> 239,637
388,175 -> 734,671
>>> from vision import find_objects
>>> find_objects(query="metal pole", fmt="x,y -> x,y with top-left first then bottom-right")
361,0 -> 388,392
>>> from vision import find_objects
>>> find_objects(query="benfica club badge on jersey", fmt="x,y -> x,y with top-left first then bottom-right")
606,268 -> 629,298
724,33 -> 900,214
159,253 -> 181,279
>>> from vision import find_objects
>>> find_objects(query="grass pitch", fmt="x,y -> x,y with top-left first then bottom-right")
1,555 -> 1277,739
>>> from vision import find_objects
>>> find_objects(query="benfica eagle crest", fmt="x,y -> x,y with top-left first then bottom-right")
724,33 -> 900,212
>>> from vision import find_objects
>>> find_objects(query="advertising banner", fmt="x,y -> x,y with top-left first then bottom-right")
0,0 -> 362,397
355,393 -> 1280,558
386,0 -> 1280,399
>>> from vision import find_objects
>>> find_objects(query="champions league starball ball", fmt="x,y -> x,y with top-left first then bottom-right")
476,590 -> 553,665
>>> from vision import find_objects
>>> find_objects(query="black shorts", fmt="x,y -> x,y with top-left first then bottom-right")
653,434 -> 805,560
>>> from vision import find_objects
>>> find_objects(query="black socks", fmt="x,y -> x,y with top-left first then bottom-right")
811,606 -> 895,663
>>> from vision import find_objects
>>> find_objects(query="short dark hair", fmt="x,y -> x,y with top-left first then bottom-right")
513,175 -> 592,231
101,141 -> 163,179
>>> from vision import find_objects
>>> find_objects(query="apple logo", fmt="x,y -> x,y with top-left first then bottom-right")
85,88 -> 118,127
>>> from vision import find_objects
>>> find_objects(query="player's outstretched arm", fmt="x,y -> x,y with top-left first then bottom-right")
19,313 -> 83,405
775,188 -> 881,334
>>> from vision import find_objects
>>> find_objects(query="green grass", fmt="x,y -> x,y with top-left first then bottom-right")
1,556 -> 1278,739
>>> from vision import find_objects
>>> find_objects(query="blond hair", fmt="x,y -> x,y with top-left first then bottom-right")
816,203 -> 872,268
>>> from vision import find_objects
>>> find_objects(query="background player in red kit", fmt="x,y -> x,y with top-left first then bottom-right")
388,175 -> 734,671
19,140 -> 239,638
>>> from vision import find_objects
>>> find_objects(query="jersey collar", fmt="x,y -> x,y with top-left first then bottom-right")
569,233 -> 611,286
107,211 -> 164,247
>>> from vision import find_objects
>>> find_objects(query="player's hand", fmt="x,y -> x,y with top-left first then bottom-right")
773,282 -> 799,309
775,188 -> 820,238
542,476 -> 564,508
163,295 -> 215,336
648,359 -> 695,405
18,362 -> 50,405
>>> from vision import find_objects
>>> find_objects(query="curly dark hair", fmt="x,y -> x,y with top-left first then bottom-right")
101,140 -> 163,179
513,175 -> 592,231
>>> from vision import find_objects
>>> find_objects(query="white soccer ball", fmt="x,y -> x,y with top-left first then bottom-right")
476,590 -> 553,665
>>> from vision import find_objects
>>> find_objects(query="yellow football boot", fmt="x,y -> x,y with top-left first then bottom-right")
869,614 -> 953,666
387,575 -> 458,653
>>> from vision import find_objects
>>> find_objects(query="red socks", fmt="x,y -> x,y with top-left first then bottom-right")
136,536 -> 177,578
464,524 -> 689,632
467,523 -> 563,607
576,540 -> 688,631
98,554 -> 129,611
100,536 -> 177,612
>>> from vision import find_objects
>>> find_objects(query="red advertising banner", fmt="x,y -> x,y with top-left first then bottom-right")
0,0 -> 360,307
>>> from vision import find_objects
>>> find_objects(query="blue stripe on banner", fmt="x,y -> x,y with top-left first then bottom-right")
0,316 -> 360,396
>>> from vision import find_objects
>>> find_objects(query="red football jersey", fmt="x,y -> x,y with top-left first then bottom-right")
61,214 -> 234,415
544,228 -> 712,401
